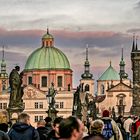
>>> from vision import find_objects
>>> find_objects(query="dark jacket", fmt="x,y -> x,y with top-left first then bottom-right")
37,127 -> 50,140
0,130 -> 10,140
8,122 -> 40,140
47,130 -> 59,140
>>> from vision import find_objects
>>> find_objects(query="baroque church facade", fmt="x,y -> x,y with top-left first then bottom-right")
0,29 -> 135,125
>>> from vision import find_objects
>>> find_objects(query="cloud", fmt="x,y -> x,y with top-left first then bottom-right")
0,28 -> 134,87
134,1 -> 140,9
127,28 -> 140,34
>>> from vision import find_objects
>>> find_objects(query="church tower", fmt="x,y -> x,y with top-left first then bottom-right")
131,35 -> 140,115
80,46 -> 94,95
0,46 -> 8,93
119,48 -> 128,80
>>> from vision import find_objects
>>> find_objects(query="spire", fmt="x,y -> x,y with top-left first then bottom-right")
132,33 -> 135,52
47,28 -> 49,34
121,48 -> 123,61
81,45 -> 93,79
86,44 -> 88,61
136,36 -> 138,50
119,48 -> 128,79
110,60 -> 112,66
2,45 -> 4,61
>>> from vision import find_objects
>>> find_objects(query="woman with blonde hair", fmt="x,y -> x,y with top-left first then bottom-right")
89,119 -> 104,135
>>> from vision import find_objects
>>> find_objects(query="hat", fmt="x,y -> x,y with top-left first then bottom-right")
102,110 -> 109,117
44,117 -> 52,123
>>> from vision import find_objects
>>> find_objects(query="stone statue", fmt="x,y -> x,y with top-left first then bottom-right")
73,84 -> 89,122
9,66 -> 24,108
80,89 -> 89,122
88,100 -> 97,120
48,82 -> 56,109
73,86 -> 82,117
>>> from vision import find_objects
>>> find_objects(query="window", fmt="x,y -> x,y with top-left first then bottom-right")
39,102 -> 43,108
55,103 -> 59,109
60,102 -> 64,108
85,84 -> 89,91
35,102 -> 43,109
34,116 -> 43,122
35,102 -> 38,109
35,116 -> 38,122
58,76 -> 62,87
0,103 -> 2,109
28,76 -> 32,85
3,103 -> 7,109
39,116 -> 43,120
101,84 -> 105,94
41,76 -> 47,87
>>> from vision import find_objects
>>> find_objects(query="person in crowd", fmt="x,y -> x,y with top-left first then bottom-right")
89,119 -> 104,136
101,110 -> 122,140
59,116 -> 84,140
131,116 -> 138,140
124,116 -> 133,140
116,115 -> 127,140
44,116 -> 53,133
47,117 -> 63,140
0,130 -> 10,140
0,123 -> 8,133
8,112 -> 40,140
82,134 -> 106,140
37,119 -> 49,140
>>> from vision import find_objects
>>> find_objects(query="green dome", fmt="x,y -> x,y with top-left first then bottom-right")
98,63 -> 120,80
25,47 -> 71,70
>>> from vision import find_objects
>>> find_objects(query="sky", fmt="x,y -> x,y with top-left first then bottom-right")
0,0 -> 140,88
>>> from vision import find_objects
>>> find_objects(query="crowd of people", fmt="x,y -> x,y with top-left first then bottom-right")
1,110 -> 140,140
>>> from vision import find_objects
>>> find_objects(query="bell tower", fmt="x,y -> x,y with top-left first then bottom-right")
80,45 -> 94,95
131,35 -> 140,115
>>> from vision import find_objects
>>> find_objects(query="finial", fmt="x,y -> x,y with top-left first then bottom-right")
121,48 -> 123,60
47,27 -> 49,34
2,45 -> 4,61
110,60 -> 112,66
86,44 -> 88,60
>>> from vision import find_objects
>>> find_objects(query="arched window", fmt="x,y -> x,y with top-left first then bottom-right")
57,76 -> 62,87
85,84 -> 89,91
41,76 -> 47,87
101,84 -> 105,94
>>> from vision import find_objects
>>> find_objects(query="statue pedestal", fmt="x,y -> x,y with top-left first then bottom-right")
7,107 -> 24,123
46,108 -> 58,121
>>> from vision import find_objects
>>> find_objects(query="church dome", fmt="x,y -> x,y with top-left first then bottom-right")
98,62 -> 120,81
24,29 -> 71,70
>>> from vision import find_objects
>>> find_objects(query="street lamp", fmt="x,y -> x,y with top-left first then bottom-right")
73,104 -> 77,116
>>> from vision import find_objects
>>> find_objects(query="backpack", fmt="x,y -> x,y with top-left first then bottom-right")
102,119 -> 114,139
131,122 -> 137,134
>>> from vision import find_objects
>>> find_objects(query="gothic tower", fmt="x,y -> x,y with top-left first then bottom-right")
131,35 -> 140,115
80,46 -> 94,95
0,46 -> 8,93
